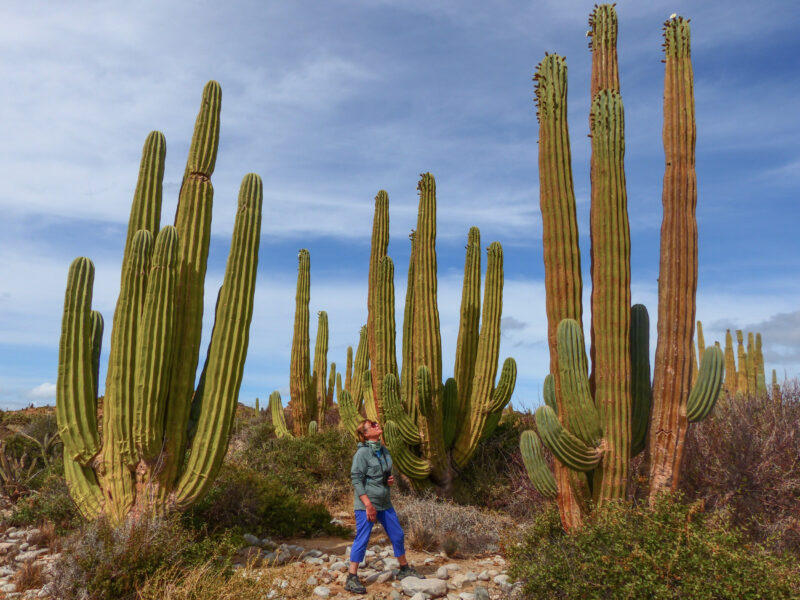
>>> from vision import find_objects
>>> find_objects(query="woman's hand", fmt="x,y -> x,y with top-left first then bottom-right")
386,475 -> 395,487
366,503 -> 377,522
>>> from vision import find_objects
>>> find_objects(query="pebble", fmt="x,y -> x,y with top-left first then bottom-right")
474,587 -> 490,600
436,566 -> 450,579
243,533 -> 261,546
313,585 -> 331,598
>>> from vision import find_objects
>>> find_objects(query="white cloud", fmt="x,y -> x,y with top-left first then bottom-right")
27,382 -> 56,400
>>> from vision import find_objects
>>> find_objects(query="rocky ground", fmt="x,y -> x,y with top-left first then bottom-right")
0,505 -> 521,599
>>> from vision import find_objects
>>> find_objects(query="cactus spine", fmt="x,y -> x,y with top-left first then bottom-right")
368,174 -> 516,496
57,82 -> 262,521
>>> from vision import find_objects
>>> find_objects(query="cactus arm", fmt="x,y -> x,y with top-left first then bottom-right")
103,229 -> 153,468
400,232 -> 416,417
368,191 -> 390,415
630,304 -> 652,457
308,421 -> 318,435
453,227 -> 481,442
383,421 -> 432,479
520,430 -> 558,499
56,257 -> 101,465
686,346 -> 724,422
163,81 -> 221,486
89,311 -> 104,401
351,326 -> 369,411
736,330 -> 747,395
363,369 -> 379,422
755,333 -> 766,395
746,332 -> 756,396
63,454 -> 104,519
290,249 -> 312,435
269,391 -> 291,439
174,173 -> 262,509
535,53 -> 585,530
543,374 -> 557,414
535,405 -> 602,472
588,4 -> 620,100
488,357 -> 517,414
416,366 -> 433,418
557,319 -> 602,447
412,174 -> 447,482
123,131 -> 166,259
372,256 -> 399,423
441,378 -> 458,448
696,320 -> 706,362
337,389 -> 361,439
312,311 -> 329,427
723,330 -> 736,396
382,374 -> 420,446
588,88 -> 631,501
325,362 -> 336,423
134,226 -> 179,461
649,17 -> 698,497
452,242 -> 504,468
344,346 -> 353,392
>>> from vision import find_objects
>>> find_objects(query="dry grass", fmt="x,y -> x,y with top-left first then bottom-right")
11,560 -> 45,592
680,381 -> 800,553
28,521 -> 59,551
394,491 -> 517,555
137,562 -> 266,600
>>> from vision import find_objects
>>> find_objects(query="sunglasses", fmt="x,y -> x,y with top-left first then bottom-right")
365,421 -> 379,429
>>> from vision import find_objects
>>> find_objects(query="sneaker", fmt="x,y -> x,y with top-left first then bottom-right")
397,564 -> 425,580
344,573 -> 367,594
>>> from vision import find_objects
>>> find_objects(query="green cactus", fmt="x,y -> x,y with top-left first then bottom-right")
367,173 -> 516,496
771,369 -> 781,404
308,421 -> 318,435
269,391 -> 292,439
755,333 -> 767,396
254,397 -> 260,413
522,8 -> 724,523
288,250 -> 333,435
736,330 -> 748,395
56,82 -> 262,521
723,330 -> 737,396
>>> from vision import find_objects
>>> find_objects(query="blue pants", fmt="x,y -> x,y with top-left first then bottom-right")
350,507 -> 405,563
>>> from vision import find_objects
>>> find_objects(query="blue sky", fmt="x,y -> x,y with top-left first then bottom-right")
1,0 -> 799,411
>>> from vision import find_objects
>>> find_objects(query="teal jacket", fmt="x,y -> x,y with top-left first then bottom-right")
351,442 -> 393,511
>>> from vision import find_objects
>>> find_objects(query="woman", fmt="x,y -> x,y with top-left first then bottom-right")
345,419 -> 424,594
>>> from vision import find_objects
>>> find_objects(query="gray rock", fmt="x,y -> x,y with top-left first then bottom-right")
330,561 -> 348,572
410,593 -> 429,600
7,530 -> 25,539
377,570 -> 394,583
313,585 -> 331,598
305,557 -> 325,565
15,549 -> 48,562
243,533 -> 261,546
477,570 -> 490,581
0,566 -> 14,577
383,557 -> 400,570
487,569 -> 498,577
306,549 -> 324,558
493,574 -> 511,586
391,591 -> 403,600
0,542 -> 16,554
0,583 -> 17,593
474,587 -> 490,600
307,576 -> 319,586
363,571 -> 381,584
465,571 -> 477,582
443,563 -> 460,571
18,542 -> 29,552
458,593 -> 475,600
401,577 -> 448,598
435,566 -> 450,579
424,557 -> 436,564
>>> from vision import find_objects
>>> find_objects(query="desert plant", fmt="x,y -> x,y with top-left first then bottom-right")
268,391 -> 292,439
365,180 -> 516,496
521,7 -> 724,529
56,81 -> 263,522
507,495 -> 800,599
287,249 -> 334,435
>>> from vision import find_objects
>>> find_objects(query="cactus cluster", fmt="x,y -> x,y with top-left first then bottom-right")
363,180 -> 516,495
56,82 -> 263,522
521,7 -> 724,529
720,327 -> 768,397
278,249 -> 335,437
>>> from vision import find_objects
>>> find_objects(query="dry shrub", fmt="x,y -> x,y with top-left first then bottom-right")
28,521 -> 58,550
11,560 -> 45,592
137,562 -> 267,600
680,381 -> 800,553
394,491 -> 517,555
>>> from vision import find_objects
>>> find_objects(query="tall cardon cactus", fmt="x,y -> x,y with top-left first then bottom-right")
56,82 -> 263,522
522,7 -> 724,528
288,249 -> 333,435
366,176 -> 516,496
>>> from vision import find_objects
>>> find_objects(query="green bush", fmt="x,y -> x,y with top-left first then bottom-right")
185,463 -> 348,538
507,495 -> 800,599
235,425 -> 354,505
9,469 -> 81,534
